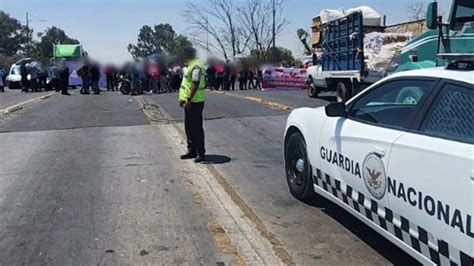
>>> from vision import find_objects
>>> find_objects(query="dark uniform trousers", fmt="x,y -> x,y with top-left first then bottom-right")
184,102 -> 205,156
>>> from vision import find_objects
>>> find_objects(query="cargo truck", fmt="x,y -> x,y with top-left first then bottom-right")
307,0 -> 474,102
53,44 -> 85,88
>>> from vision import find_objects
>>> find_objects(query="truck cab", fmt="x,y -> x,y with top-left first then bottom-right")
397,0 -> 474,71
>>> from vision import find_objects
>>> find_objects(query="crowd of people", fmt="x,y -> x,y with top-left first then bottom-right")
0,60 -> 71,95
0,56 -> 266,96
19,60 -> 70,95
76,61 -> 102,95
205,60 -> 263,91
113,59 -> 184,96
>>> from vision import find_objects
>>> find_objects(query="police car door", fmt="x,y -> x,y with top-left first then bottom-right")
318,78 -> 437,228
387,81 -> 473,265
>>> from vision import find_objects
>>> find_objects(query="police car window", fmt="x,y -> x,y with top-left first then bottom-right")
348,80 -> 434,130
420,84 -> 473,143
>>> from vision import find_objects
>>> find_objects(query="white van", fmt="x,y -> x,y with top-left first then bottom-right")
5,64 -> 22,89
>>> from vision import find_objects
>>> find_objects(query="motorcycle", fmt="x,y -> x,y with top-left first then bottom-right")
116,73 -> 131,95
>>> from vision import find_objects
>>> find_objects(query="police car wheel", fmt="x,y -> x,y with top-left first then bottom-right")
285,132 -> 315,200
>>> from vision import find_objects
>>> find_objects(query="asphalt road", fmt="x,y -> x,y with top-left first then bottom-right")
151,90 -> 419,265
0,88 -> 53,110
0,91 -> 232,265
0,89 -> 420,265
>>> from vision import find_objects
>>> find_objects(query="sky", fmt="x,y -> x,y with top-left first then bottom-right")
0,0 -> 452,64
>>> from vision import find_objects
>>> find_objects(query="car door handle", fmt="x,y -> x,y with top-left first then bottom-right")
373,146 -> 386,158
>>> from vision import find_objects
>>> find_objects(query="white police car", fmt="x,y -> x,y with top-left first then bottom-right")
284,63 -> 473,265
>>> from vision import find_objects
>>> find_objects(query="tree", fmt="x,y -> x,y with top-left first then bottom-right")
237,0 -> 287,60
0,11 -> 25,56
250,46 -> 297,65
185,0 -> 246,60
127,23 -> 193,59
296,28 -> 312,56
31,26 -> 79,63
272,47 -> 298,65
0,54 -> 21,70
185,0 -> 286,61
408,2 -> 425,21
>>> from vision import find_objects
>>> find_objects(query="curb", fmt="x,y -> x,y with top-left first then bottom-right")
138,95 -> 295,265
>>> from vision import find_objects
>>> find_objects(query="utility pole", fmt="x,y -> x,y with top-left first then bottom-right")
26,12 -> 30,56
272,0 -> 276,62
24,12 -> 46,56
206,18 -> 209,58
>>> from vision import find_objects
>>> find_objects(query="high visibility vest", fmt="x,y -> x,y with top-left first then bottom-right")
179,58 -> 206,103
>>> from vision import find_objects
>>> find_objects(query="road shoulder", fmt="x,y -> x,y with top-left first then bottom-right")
136,96 -> 291,265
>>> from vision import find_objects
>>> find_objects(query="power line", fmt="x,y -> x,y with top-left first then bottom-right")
25,11 -> 47,56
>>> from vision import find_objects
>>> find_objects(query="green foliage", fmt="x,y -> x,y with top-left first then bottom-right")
128,23 -> 193,59
0,11 -> 25,56
0,11 -> 79,65
31,26 -> 79,64
296,28 -> 308,40
250,46 -> 299,66
296,28 -> 312,56
272,47 -> 299,65
0,54 -> 22,70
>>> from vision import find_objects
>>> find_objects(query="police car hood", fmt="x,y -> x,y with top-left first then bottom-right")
286,106 -> 327,134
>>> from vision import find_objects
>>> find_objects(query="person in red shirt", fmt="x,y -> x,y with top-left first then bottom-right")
149,63 -> 160,93
215,63 -> 224,90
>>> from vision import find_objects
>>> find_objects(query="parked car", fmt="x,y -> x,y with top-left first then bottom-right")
5,58 -> 35,89
284,59 -> 473,265
5,64 -> 22,89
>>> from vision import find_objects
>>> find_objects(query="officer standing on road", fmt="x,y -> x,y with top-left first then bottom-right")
179,47 -> 206,163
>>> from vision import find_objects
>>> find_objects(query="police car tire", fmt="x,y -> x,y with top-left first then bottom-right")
285,131 -> 316,200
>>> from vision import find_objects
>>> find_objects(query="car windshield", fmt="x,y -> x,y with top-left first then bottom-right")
453,1 -> 474,22
10,66 -> 20,75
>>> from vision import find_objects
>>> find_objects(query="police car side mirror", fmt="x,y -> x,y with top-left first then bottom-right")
325,102 -> 347,117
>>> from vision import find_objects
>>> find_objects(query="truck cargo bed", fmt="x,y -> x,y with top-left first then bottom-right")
322,12 -> 365,72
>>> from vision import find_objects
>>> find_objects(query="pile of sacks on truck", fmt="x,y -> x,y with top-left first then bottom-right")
312,6 -> 426,72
